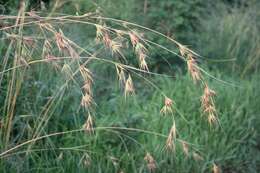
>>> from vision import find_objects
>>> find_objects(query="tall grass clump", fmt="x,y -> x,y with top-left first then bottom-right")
194,1 -> 260,77
0,0 -> 259,172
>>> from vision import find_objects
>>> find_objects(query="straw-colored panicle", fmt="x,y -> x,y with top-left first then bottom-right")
136,43 -> 149,71
124,74 -> 135,97
80,66 -> 93,87
213,163 -> 221,173
160,97 -> 173,115
181,141 -> 189,157
178,44 -> 188,57
83,114 -> 94,134
129,31 -> 149,71
129,31 -> 139,48
166,122 -> 176,151
95,25 -> 123,55
144,152 -> 156,172
81,93 -> 93,108
55,32 -> 67,52
187,54 -> 201,83
201,85 -> 218,125
95,24 -> 104,43
192,152 -> 203,161
55,31 -> 79,58
116,65 -> 126,87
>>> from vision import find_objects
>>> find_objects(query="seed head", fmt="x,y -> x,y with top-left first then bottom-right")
201,85 -> 218,125
166,122 -> 176,151
213,163 -> 221,173
144,152 -> 156,172
181,141 -> 189,156
83,114 -> 94,134
160,97 -> 173,115
192,152 -> 203,161
187,54 -> 201,83
124,75 -> 134,97
81,93 -> 93,108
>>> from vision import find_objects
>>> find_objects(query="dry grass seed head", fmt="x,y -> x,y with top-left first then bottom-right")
81,93 -> 93,108
166,122 -> 176,151
124,74 -> 134,96
181,141 -> 189,156
83,114 -> 94,134
201,85 -> 218,125
187,54 -> 201,83
160,97 -> 173,115
178,44 -> 188,57
144,152 -> 156,172
129,31 -> 139,47
213,163 -> 221,173
116,65 -> 126,87
192,152 -> 203,161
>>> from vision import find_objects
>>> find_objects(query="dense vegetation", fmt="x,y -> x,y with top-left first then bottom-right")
0,0 -> 259,172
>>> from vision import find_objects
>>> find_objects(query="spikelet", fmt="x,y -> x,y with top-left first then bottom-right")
55,31 -> 67,52
116,64 -> 126,87
135,43 -> 149,71
55,30 -> 79,58
201,84 -> 218,125
166,122 -> 176,151
129,31 -> 139,47
110,40 -> 122,55
124,75 -> 134,97
83,114 -> 94,134
95,24 -> 104,43
187,54 -> 201,83
81,93 -> 93,108
213,163 -> 221,173
144,152 -> 156,172
178,44 -> 188,57
192,152 -> 203,161
181,141 -> 189,157
160,97 -> 173,115
80,66 -> 93,84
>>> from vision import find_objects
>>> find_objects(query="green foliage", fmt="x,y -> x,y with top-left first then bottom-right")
194,1 -> 260,77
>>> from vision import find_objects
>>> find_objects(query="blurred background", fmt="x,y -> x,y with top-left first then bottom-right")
0,0 -> 259,172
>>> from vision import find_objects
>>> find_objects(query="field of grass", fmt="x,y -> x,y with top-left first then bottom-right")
0,1 -> 260,173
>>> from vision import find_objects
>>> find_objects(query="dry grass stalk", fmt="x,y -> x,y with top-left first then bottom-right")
160,97 -> 173,114
124,74 -> 134,96
144,152 -> 156,172
201,85 -> 218,125
187,54 -> 201,83
213,163 -> 221,173
166,122 -> 176,151
83,114 -> 94,134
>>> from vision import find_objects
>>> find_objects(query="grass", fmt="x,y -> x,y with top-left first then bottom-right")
0,1 -> 260,173
0,73 -> 259,172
